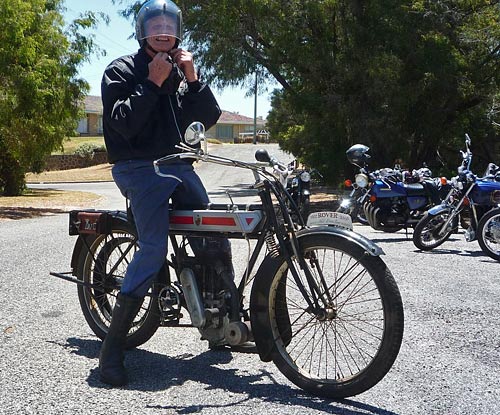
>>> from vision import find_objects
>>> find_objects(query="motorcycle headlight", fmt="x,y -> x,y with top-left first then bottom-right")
300,171 -> 311,182
355,173 -> 369,188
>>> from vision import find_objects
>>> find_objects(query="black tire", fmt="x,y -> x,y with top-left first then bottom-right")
76,221 -> 161,349
380,225 -> 404,233
413,211 -> 455,251
477,208 -> 500,261
262,233 -> 404,398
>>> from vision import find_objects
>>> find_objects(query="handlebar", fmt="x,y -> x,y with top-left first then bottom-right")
154,148 -> 290,184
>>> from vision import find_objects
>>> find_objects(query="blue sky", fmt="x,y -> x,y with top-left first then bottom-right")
63,0 -> 276,118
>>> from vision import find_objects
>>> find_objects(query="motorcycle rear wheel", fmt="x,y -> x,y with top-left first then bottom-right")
265,234 -> 404,398
413,211 -> 455,250
75,221 -> 161,349
477,208 -> 500,261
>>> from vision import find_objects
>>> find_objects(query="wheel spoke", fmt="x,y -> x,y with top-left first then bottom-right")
267,234 -> 404,399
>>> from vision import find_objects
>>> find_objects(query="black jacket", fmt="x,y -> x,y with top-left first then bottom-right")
101,48 -> 221,163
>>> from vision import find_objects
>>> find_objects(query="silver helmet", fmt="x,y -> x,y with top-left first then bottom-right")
346,144 -> 371,167
135,0 -> 183,46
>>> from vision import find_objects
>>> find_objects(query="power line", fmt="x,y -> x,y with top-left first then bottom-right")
64,7 -> 135,55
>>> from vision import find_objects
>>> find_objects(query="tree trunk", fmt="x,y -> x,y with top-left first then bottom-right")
0,148 -> 26,196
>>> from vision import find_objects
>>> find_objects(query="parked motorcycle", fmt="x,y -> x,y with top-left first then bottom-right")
336,144 -> 371,224
477,206 -> 500,261
342,144 -> 449,232
285,159 -> 313,222
413,134 -> 500,251
51,122 -> 404,399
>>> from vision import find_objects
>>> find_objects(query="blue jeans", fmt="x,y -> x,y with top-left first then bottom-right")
112,160 -> 230,297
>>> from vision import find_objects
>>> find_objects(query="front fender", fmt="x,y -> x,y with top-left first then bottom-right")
427,204 -> 452,216
249,226 -> 383,362
298,225 -> 384,256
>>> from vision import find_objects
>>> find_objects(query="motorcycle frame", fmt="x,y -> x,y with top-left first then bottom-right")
432,182 -> 500,237
53,154 -> 335,323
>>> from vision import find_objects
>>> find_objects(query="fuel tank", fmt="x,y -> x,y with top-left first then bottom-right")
470,180 -> 500,205
169,208 -> 263,234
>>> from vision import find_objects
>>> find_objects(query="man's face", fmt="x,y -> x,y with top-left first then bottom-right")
144,15 -> 177,52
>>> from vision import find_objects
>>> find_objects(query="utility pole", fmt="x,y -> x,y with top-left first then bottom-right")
252,37 -> 258,145
253,70 -> 258,144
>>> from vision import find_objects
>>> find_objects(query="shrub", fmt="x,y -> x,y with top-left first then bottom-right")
74,143 -> 100,160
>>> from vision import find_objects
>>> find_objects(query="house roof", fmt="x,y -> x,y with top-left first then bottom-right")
83,95 -> 103,113
218,110 -> 266,126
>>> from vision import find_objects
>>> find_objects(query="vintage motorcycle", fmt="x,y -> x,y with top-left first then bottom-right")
413,134 -> 500,252
51,122 -> 404,399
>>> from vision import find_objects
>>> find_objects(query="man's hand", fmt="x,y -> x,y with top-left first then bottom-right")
147,52 -> 173,87
169,48 -> 198,82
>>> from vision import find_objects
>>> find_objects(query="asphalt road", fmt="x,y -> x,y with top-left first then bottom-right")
1,144 -> 499,415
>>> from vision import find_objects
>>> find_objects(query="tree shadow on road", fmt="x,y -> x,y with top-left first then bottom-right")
0,206 -> 66,220
58,337 -> 400,415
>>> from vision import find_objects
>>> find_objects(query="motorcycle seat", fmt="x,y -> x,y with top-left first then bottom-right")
420,180 -> 442,204
403,183 -> 425,196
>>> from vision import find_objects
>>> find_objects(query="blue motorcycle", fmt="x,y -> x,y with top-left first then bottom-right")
349,144 -> 449,232
413,134 -> 500,251
477,205 -> 500,261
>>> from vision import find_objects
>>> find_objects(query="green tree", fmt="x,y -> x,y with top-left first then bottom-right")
0,0 -> 105,196
114,0 -> 499,180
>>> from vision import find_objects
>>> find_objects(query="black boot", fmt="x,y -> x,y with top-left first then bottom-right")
99,293 -> 143,386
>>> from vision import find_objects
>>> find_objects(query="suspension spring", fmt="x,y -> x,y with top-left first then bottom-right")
265,231 -> 280,258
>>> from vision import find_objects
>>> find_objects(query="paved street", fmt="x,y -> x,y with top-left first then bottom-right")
1,144 -> 499,414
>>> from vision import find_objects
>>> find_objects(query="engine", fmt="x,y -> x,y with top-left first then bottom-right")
178,237 -> 251,348
364,198 -> 409,230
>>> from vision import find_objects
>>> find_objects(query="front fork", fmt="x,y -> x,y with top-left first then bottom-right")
437,186 -> 475,235
260,181 -> 333,314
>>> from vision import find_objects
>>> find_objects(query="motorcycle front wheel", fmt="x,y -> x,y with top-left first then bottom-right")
263,233 -> 404,398
75,221 -> 161,349
477,208 -> 500,261
336,202 -> 368,225
413,211 -> 455,250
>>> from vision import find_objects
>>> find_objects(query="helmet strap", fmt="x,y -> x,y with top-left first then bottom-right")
145,42 -> 160,55
144,38 -> 180,56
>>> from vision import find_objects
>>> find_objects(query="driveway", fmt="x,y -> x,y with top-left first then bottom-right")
1,143 -> 499,414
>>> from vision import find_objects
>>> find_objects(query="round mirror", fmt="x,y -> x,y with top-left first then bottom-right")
185,122 -> 205,145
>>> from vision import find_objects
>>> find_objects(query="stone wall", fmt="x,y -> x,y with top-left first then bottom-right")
44,151 -> 109,171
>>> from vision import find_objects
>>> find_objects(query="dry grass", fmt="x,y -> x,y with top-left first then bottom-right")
1,164 -> 111,221
26,164 -> 113,183
0,188 -> 104,221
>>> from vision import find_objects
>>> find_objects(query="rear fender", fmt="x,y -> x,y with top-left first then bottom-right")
70,210 -> 131,273
249,226 -> 383,362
